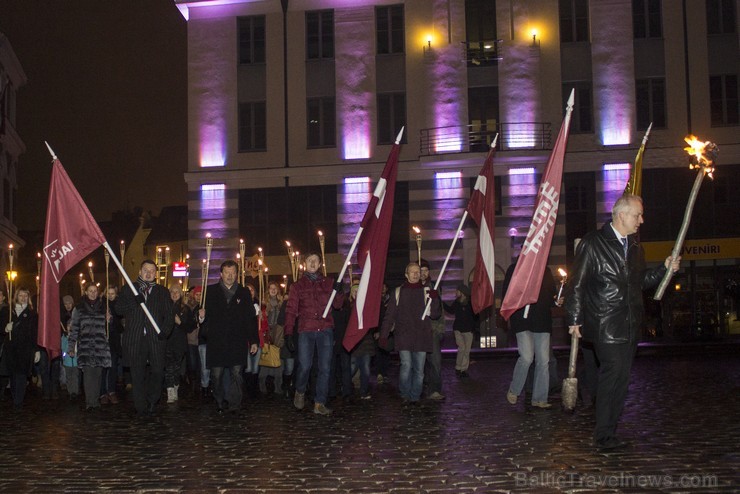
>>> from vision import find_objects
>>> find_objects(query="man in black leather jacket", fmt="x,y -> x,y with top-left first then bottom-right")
564,194 -> 680,450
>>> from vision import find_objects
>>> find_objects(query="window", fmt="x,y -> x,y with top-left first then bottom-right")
376,5 -> 404,54
706,0 -> 736,35
710,75 -> 739,126
306,10 -> 334,60
377,93 -> 406,144
563,171 -> 596,263
307,98 -> 336,147
238,16 -> 265,64
636,78 -> 666,130
563,84 -> 593,133
465,0 -> 498,65
632,0 -> 662,39
238,102 -> 266,151
559,0 -> 589,42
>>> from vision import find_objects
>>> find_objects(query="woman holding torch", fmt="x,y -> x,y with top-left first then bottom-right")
3,288 -> 39,410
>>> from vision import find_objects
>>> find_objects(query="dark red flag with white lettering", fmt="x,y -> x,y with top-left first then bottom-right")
500,92 -> 574,320
39,160 -> 106,358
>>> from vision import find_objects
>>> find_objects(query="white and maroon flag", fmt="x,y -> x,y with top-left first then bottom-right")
500,90 -> 575,321
467,145 -> 497,314
342,130 -> 401,351
39,158 -> 106,358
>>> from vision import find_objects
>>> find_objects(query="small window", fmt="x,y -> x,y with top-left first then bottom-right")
706,0 -> 736,35
307,98 -> 336,148
238,16 -> 266,64
376,5 -> 405,54
559,0 -> 589,43
377,93 -> 407,144
238,102 -> 267,151
563,84 -> 593,133
636,78 -> 667,130
710,75 -> 739,126
306,10 -> 334,60
632,0 -> 662,39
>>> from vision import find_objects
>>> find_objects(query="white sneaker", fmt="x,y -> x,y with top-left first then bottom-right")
376,374 -> 384,384
173,384 -> 179,402
428,392 -> 445,401
166,387 -> 176,403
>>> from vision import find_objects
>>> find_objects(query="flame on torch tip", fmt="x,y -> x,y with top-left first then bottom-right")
318,230 -> 323,236
206,233 -> 211,239
683,135 -> 717,178
240,238 -> 244,244
37,252 -> 41,258
79,273 -> 83,278
8,244 -> 13,250
88,261 -> 93,267
412,226 -> 421,234
258,247 -> 262,253
285,241 -> 291,247
558,268 -> 567,278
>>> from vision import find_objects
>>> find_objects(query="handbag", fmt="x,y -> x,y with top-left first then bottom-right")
258,343 -> 281,368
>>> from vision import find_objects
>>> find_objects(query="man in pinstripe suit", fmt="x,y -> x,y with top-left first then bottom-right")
116,260 -> 174,416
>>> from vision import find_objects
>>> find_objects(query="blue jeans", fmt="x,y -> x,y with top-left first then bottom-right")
354,354 -> 372,395
399,351 -> 426,401
295,329 -> 334,405
245,347 -> 261,374
282,357 -> 295,376
198,344 -> 210,388
509,331 -> 550,404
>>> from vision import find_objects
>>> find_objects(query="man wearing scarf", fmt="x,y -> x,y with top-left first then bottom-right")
116,260 -> 174,417
199,260 -> 258,414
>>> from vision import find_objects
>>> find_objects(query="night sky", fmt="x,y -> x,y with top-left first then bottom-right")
0,0 -> 188,231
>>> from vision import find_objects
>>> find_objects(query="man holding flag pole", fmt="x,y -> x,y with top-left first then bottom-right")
39,143 -> 172,416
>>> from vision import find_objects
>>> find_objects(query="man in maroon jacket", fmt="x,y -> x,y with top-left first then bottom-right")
284,253 -> 344,415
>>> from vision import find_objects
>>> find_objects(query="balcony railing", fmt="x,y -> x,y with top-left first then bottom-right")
419,122 -> 552,156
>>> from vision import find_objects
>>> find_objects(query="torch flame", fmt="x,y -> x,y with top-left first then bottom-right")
558,268 -> 567,278
412,226 -> 421,234
683,135 -> 716,179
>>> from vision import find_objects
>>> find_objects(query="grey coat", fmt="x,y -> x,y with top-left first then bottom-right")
68,298 -> 111,368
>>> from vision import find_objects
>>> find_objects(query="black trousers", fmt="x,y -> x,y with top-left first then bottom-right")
130,362 -> 165,413
593,340 -> 637,442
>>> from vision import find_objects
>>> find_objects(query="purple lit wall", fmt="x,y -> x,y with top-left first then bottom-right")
497,4 -> 541,149
188,17 -> 232,168
427,0 -> 467,153
591,0 -> 635,146
335,7 -> 374,160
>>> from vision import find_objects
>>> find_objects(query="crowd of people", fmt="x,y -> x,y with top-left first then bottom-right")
0,256 -> 481,417
0,195 -> 682,452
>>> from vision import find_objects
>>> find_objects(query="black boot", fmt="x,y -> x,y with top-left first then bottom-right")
283,374 -> 293,399
201,386 -> 210,403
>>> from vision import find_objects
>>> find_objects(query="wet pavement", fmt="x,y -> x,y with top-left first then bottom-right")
0,344 -> 737,493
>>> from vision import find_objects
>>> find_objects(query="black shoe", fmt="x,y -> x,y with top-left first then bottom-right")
460,371 -> 470,379
595,437 -> 630,451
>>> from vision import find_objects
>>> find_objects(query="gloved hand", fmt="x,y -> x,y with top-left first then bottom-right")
34,351 -> 41,364
134,293 -> 146,305
428,289 -> 439,299
333,281 -> 343,292
286,333 -> 296,353
4,322 -> 12,333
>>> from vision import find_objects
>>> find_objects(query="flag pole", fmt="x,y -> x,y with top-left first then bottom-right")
103,241 -> 161,335
420,136 -> 497,319
323,126 -> 404,318
43,142 -> 161,335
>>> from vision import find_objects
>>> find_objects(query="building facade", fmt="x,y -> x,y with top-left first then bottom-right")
0,32 -> 27,285
176,0 -> 740,339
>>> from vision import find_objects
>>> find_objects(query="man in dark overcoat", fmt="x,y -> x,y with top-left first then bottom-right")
116,260 -> 174,416
199,260 -> 258,413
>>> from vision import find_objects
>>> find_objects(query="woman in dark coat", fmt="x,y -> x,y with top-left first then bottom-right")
165,284 -> 195,403
68,284 -> 111,410
3,288 -> 39,410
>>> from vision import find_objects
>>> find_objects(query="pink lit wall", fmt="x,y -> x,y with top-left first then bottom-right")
591,0 -> 635,146
335,7 -> 375,160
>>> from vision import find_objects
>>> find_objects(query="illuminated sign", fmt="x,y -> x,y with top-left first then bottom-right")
172,262 -> 189,277
642,238 -> 740,262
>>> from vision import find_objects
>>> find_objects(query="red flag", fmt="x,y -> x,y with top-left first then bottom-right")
466,146 -> 497,314
500,90 -> 575,321
342,139 -> 401,351
39,159 -> 106,358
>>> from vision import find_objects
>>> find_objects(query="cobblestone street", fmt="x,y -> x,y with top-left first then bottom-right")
0,345 -> 737,493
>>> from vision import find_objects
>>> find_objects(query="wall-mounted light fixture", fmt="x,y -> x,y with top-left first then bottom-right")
423,34 -> 433,55
531,29 -> 540,47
